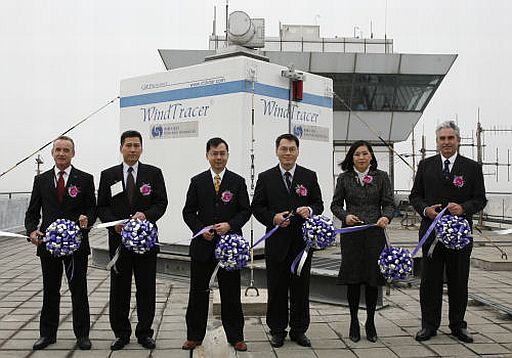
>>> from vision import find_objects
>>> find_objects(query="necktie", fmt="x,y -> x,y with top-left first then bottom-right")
126,167 -> 135,204
214,174 -> 221,194
284,171 -> 292,192
56,171 -> 65,203
443,159 -> 450,179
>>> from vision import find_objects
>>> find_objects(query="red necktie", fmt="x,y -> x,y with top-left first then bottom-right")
56,171 -> 65,203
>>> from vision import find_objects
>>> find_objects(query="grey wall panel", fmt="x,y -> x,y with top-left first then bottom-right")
399,54 -> 457,75
355,53 -> 401,74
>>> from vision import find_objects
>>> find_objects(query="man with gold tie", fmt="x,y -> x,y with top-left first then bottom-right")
182,137 -> 251,351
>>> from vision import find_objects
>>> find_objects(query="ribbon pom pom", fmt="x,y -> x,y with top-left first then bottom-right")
44,219 -> 82,257
378,246 -> 413,282
215,234 -> 250,271
121,219 -> 158,254
435,215 -> 472,250
302,215 -> 337,250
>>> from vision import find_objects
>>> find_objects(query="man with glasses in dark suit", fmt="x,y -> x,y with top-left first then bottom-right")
252,133 -> 324,348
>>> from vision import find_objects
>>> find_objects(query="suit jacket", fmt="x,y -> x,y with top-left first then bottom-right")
409,154 -> 487,242
183,169 -> 251,262
331,168 -> 395,225
25,166 -> 96,257
251,164 -> 324,262
97,162 -> 168,252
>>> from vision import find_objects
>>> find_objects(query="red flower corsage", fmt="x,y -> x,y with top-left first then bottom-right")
221,190 -> 233,203
295,184 -> 308,197
453,176 -> 464,188
362,175 -> 373,185
68,185 -> 79,198
140,183 -> 152,196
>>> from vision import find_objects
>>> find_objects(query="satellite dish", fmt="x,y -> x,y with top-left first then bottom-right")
228,11 -> 256,45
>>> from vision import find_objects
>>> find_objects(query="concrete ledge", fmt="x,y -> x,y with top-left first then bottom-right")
471,256 -> 512,271
213,288 -> 268,317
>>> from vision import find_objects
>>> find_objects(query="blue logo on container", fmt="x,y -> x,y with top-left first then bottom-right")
151,125 -> 163,138
293,125 -> 303,138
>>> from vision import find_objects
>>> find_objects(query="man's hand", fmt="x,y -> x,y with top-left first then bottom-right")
114,224 -> 123,234
425,204 -> 442,220
447,202 -> 464,216
202,230 -> 214,241
296,206 -> 311,219
273,211 -> 291,227
345,214 -> 363,226
213,222 -> 231,236
78,215 -> 88,229
29,230 -> 44,246
132,212 -> 146,221
376,216 -> 390,228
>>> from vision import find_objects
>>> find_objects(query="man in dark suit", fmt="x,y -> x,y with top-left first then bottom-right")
25,136 -> 96,351
97,130 -> 168,351
182,137 -> 251,352
410,121 -> 487,343
251,133 -> 324,348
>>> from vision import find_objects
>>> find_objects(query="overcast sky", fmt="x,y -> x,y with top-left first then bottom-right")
1,0 -> 511,193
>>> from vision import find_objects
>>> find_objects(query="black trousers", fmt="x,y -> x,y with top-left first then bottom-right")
420,241 -> 472,331
185,258 -> 244,343
39,254 -> 90,338
265,250 -> 312,336
109,250 -> 157,339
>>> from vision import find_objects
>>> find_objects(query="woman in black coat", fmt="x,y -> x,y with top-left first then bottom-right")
331,140 -> 395,343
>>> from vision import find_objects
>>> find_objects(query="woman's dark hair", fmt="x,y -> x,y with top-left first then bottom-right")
340,140 -> 378,172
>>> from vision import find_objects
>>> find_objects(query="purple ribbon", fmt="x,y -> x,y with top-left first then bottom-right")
290,243 -> 311,275
290,223 -> 378,276
250,215 -> 293,249
335,223 -> 377,235
192,225 -> 213,239
251,225 -> 279,249
411,207 -> 448,257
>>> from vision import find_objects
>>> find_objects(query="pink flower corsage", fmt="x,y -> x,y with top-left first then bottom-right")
221,190 -> 233,203
453,176 -> 464,188
140,183 -> 152,196
362,175 -> 373,185
68,185 -> 79,198
295,184 -> 308,197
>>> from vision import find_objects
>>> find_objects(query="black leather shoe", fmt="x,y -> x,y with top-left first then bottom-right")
111,337 -> 130,350
365,322 -> 378,342
349,321 -> 360,342
33,336 -> 56,350
415,328 -> 437,342
77,337 -> 91,350
290,333 -> 311,347
270,334 -> 285,348
137,336 -> 156,349
452,328 -> 473,343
